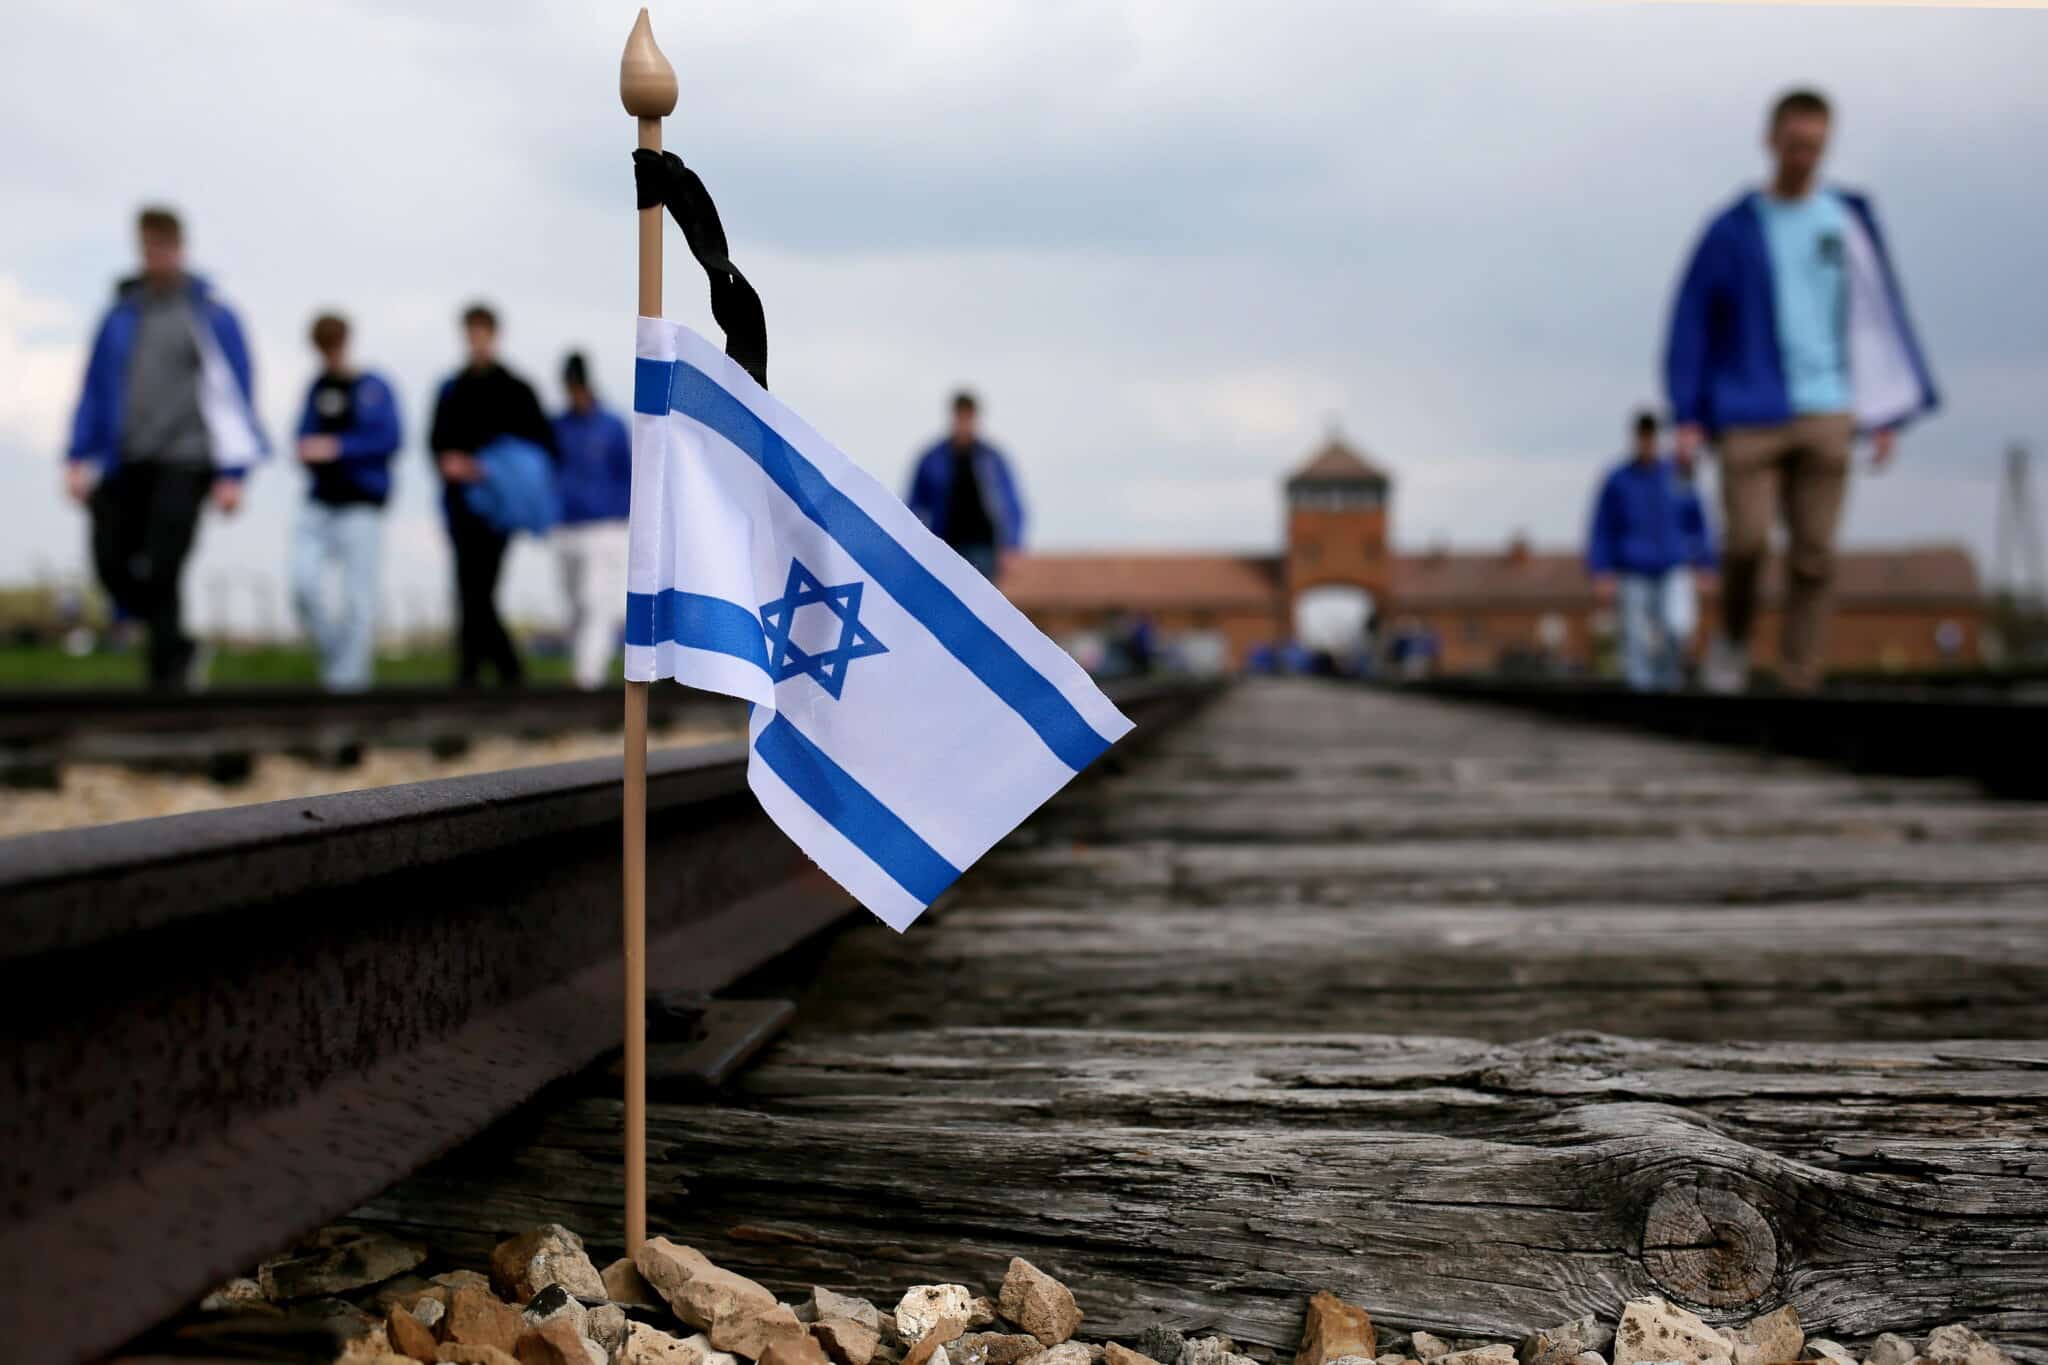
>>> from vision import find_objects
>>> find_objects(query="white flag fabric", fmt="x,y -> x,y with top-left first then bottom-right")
624,317 -> 1134,931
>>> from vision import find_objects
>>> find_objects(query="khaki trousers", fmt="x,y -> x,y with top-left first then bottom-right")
1716,413 -> 1855,692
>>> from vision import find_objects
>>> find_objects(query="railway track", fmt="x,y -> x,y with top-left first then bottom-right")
0,684 -> 745,785
1409,676 -> 2048,796
0,678 -> 1216,1365
349,681 -> 2048,1355
6,677 -> 2047,1363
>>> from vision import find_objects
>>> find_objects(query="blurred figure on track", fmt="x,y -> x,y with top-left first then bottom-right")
906,390 -> 1024,582
64,206 -> 264,689
427,303 -> 555,687
1665,89 -> 1937,693
290,313 -> 402,692
551,352 -> 633,689
1664,437 -> 1715,677
1586,410 -> 1714,691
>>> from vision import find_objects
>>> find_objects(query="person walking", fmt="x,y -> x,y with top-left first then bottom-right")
1587,411 -> 1711,691
289,313 -> 402,692
551,352 -> 633,689
1665,88 -> 1937,692
64,206 -> 264,688
427,303 -> 555,686
905,390 -> 1024,582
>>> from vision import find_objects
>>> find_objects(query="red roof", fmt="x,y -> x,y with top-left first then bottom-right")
1002,553 -> 1282,612
1287,436 -> 1390,485
1004,544 -> 1980,612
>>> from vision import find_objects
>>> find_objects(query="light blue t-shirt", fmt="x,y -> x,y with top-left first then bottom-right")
1757,189 -> 1851,414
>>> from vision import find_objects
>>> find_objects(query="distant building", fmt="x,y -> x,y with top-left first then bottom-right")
1004,434 -> 1984,675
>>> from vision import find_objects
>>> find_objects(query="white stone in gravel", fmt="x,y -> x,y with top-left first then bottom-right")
806,1290 -> 884,1333
1569,1355 -> 1606,1365
1866,1336 -> 1917,1365
1726,1307 -> 1802,1365
1613,1299 -> 1731,1365
1413,1337 -> 1453,1362
1806,1342 -> 1854,1365
895,1287 -> 976,1345
1023,1346 -> 1094,1365
1181,1339 -> 1257,1365
1439,1348 -> 1516,1365
1374,1355 -> 1406,1365
1921,1326 -> 2012,1365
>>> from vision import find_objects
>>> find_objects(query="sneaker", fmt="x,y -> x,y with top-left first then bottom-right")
1701,636 -> 1748,695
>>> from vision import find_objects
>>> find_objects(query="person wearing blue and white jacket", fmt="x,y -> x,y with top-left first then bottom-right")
905,390 -> 1025,583
551,352 -> 634,690
1665,89 -> 1937,694
1587,411 -> 1717,691
291,313 -> 402,692
65,207 -> 265,689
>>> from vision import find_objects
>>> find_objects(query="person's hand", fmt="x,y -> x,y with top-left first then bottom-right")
297,434 -> 341,464
1592,575 -> 1617,604
210,478 -> 243,515
438,450 -> 483,483
1871,427 -> 1898,470
1674,423 -> 1704,462
63,462 -> 97,505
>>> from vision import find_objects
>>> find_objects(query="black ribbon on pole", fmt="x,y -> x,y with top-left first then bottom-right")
633,148 -> 768,390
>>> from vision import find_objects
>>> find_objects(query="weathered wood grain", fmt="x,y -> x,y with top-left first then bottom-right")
794,902 -> 2048,1040
348,680 -> 2048,1350
355,1031 -> 2048,1346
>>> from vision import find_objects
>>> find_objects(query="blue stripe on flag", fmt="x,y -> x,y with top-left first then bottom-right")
754,712 -> 962,905
625,589 -> 770,671
633,357 -> 674,416
645,357 -> 1114,772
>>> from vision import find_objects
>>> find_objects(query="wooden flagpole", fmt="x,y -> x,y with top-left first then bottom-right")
619,5 -> 675,1258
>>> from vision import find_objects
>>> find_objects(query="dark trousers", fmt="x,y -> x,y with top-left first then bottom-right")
90,463 -> 211,688
447,498 -> 523,686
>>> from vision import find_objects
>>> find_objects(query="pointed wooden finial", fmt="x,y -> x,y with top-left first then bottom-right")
621,8 -> 677,118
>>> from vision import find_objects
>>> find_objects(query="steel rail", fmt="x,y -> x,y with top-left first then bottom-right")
0,676 -> 1219,1365
1403,676 -> 2048,796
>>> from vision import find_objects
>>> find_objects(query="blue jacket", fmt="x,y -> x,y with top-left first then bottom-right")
552,404 -> 634,525
464,436 -> 561,536
1665,188 -> 1937,436
67,273 -> 266,478
1587,456 -> 1717,577
905,439 -> 1025,549
295,371 -> 403,503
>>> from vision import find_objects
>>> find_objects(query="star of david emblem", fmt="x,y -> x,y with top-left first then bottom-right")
758,559 -> 889,699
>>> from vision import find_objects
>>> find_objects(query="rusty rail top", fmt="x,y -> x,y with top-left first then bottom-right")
0,676 -> 1220,1365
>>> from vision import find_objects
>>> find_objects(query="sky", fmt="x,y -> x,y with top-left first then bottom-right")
1,0 -> 2043,636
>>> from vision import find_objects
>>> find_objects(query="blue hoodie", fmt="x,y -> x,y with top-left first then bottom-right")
295,371 -> 403,505
1587,456 -> 1717,578
552,403 -> 634,525
1665,188 -> 1937,437
67,273 -> 266,479
905,439 -> 1025,549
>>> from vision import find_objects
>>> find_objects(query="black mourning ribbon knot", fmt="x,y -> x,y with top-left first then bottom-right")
633,147 -> 768,390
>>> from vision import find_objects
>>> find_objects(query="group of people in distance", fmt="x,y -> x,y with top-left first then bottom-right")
1588,88 -> 1937,693
62,85 -> 1929,697
62,208 -> 650,693
60,201 -> 1033,695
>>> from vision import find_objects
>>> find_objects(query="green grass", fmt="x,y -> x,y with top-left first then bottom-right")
0,644 -> 574,690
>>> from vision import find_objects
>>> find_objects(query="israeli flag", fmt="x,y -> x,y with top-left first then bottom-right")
625,318 -> 1133,930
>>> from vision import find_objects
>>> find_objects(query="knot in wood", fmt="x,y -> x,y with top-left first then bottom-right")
1641,1183 -> 1777,1307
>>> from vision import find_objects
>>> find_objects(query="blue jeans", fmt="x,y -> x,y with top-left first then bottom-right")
291,501 -> 383,691
1617,572 -> 1682,691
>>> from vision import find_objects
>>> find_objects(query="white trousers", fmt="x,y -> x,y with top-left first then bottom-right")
555,519 -> 630,689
